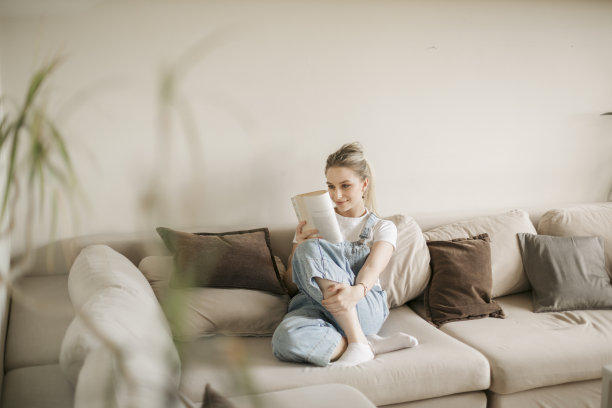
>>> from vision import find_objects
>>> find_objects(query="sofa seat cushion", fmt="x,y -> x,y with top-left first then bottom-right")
177,306 -> 490,407
420,292 -> 612,394
1,364 -> 74,408
4,274 -> 74,371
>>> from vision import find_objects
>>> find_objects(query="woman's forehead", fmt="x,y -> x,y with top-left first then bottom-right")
326,166 -> 360,182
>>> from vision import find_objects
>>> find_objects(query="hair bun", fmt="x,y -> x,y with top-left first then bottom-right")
335,142 -> 364,161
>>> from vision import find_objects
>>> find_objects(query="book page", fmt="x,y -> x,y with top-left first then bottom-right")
291,190 -> 343,244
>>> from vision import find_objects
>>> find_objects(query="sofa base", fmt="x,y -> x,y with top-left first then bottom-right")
2,364 -> 74,408
227,384 -> 376,408
488,379 -> 601,408
380,391 -> 486,408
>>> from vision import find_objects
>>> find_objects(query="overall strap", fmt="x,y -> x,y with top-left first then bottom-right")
358,212 -> 379,243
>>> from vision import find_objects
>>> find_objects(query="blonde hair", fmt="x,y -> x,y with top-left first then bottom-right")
325,142 -> 377,214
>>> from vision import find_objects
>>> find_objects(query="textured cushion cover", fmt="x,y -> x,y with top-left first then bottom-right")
517,233 -> 612,312
537,203 -> 612,276
424,209 -> 536,297
380,214 -> 430,308
425,234 -> 504,326
157,227 -> 285,295
138,255 -> 289,340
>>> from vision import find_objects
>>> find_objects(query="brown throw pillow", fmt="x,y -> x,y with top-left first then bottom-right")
156,227 -> 286,295
201,384 -> 236,408
425,233 -> 504,326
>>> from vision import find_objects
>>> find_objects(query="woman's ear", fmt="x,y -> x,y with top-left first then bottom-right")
362,178 -> 369,193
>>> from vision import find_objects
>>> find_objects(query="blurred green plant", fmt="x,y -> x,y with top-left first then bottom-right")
0,57 -> 79,262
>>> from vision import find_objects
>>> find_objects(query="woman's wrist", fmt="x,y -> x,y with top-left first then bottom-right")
355,282 -> 368,298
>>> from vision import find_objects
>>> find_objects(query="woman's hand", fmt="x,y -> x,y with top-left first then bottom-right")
321,283 -> 363,315
295,220 -> 319,244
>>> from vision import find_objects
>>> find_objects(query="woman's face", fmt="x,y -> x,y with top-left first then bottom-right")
326,166 -> 368,217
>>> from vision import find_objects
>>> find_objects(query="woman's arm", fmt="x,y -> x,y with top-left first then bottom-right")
354,241 -> 394,292
284,220 -> 319,297
283,243 -> 299,296
321,241 -> 394,314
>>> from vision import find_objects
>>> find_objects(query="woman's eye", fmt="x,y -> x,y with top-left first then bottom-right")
327,185 -> 335,190
342,184 -> 351,189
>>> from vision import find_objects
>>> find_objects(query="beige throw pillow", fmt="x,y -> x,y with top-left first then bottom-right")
60,245 -> 179,389
424,209 -> 537,298
380,215 -> 430,308
68,244 -> 157,309
138,255 -> 290,340
74,346 -> 183,408
537,203 -> 612,277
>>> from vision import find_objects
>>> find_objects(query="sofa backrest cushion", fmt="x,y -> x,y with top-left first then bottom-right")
380,215 -> 430,307
423,209 -> 537,298
537,203 -> 612,276
138,255 -> 289,340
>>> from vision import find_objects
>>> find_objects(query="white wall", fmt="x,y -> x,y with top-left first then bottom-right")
1,0 -> 612,254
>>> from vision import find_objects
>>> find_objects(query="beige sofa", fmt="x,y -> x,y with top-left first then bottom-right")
2,203 -> 612,408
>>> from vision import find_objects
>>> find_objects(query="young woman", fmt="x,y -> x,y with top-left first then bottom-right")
272,142 -> 418,367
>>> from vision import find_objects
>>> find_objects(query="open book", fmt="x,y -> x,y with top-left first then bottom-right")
291,190 -> 343,244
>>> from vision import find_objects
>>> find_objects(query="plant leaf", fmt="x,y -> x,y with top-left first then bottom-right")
47,119 -> 75,176
0,127 -> 21,222
22,58 -> 61,113
0,121 -> 14,152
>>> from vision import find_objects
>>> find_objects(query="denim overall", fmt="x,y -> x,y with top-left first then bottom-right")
272,213 -> 389,366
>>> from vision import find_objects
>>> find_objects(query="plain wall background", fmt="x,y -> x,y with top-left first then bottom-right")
1,0 -> 612,254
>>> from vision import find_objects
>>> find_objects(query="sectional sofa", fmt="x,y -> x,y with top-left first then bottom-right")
1,202 -> 611,408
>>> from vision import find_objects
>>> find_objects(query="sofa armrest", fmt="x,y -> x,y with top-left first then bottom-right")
603,365 -> 612,408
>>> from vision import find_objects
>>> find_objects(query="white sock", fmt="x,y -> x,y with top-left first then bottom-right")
333,342 -> 374,367
367,333 -> 419,355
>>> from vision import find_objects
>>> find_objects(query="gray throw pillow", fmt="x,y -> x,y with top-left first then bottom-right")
517,233 -> 612,312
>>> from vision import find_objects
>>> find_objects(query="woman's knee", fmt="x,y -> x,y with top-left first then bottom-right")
272,319 -> 306,362
272,315 -> 337,366
293,239 -> 322,261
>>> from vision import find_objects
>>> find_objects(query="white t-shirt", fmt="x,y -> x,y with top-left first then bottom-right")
336,210 -> 397,249
293,210 -> 397,249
